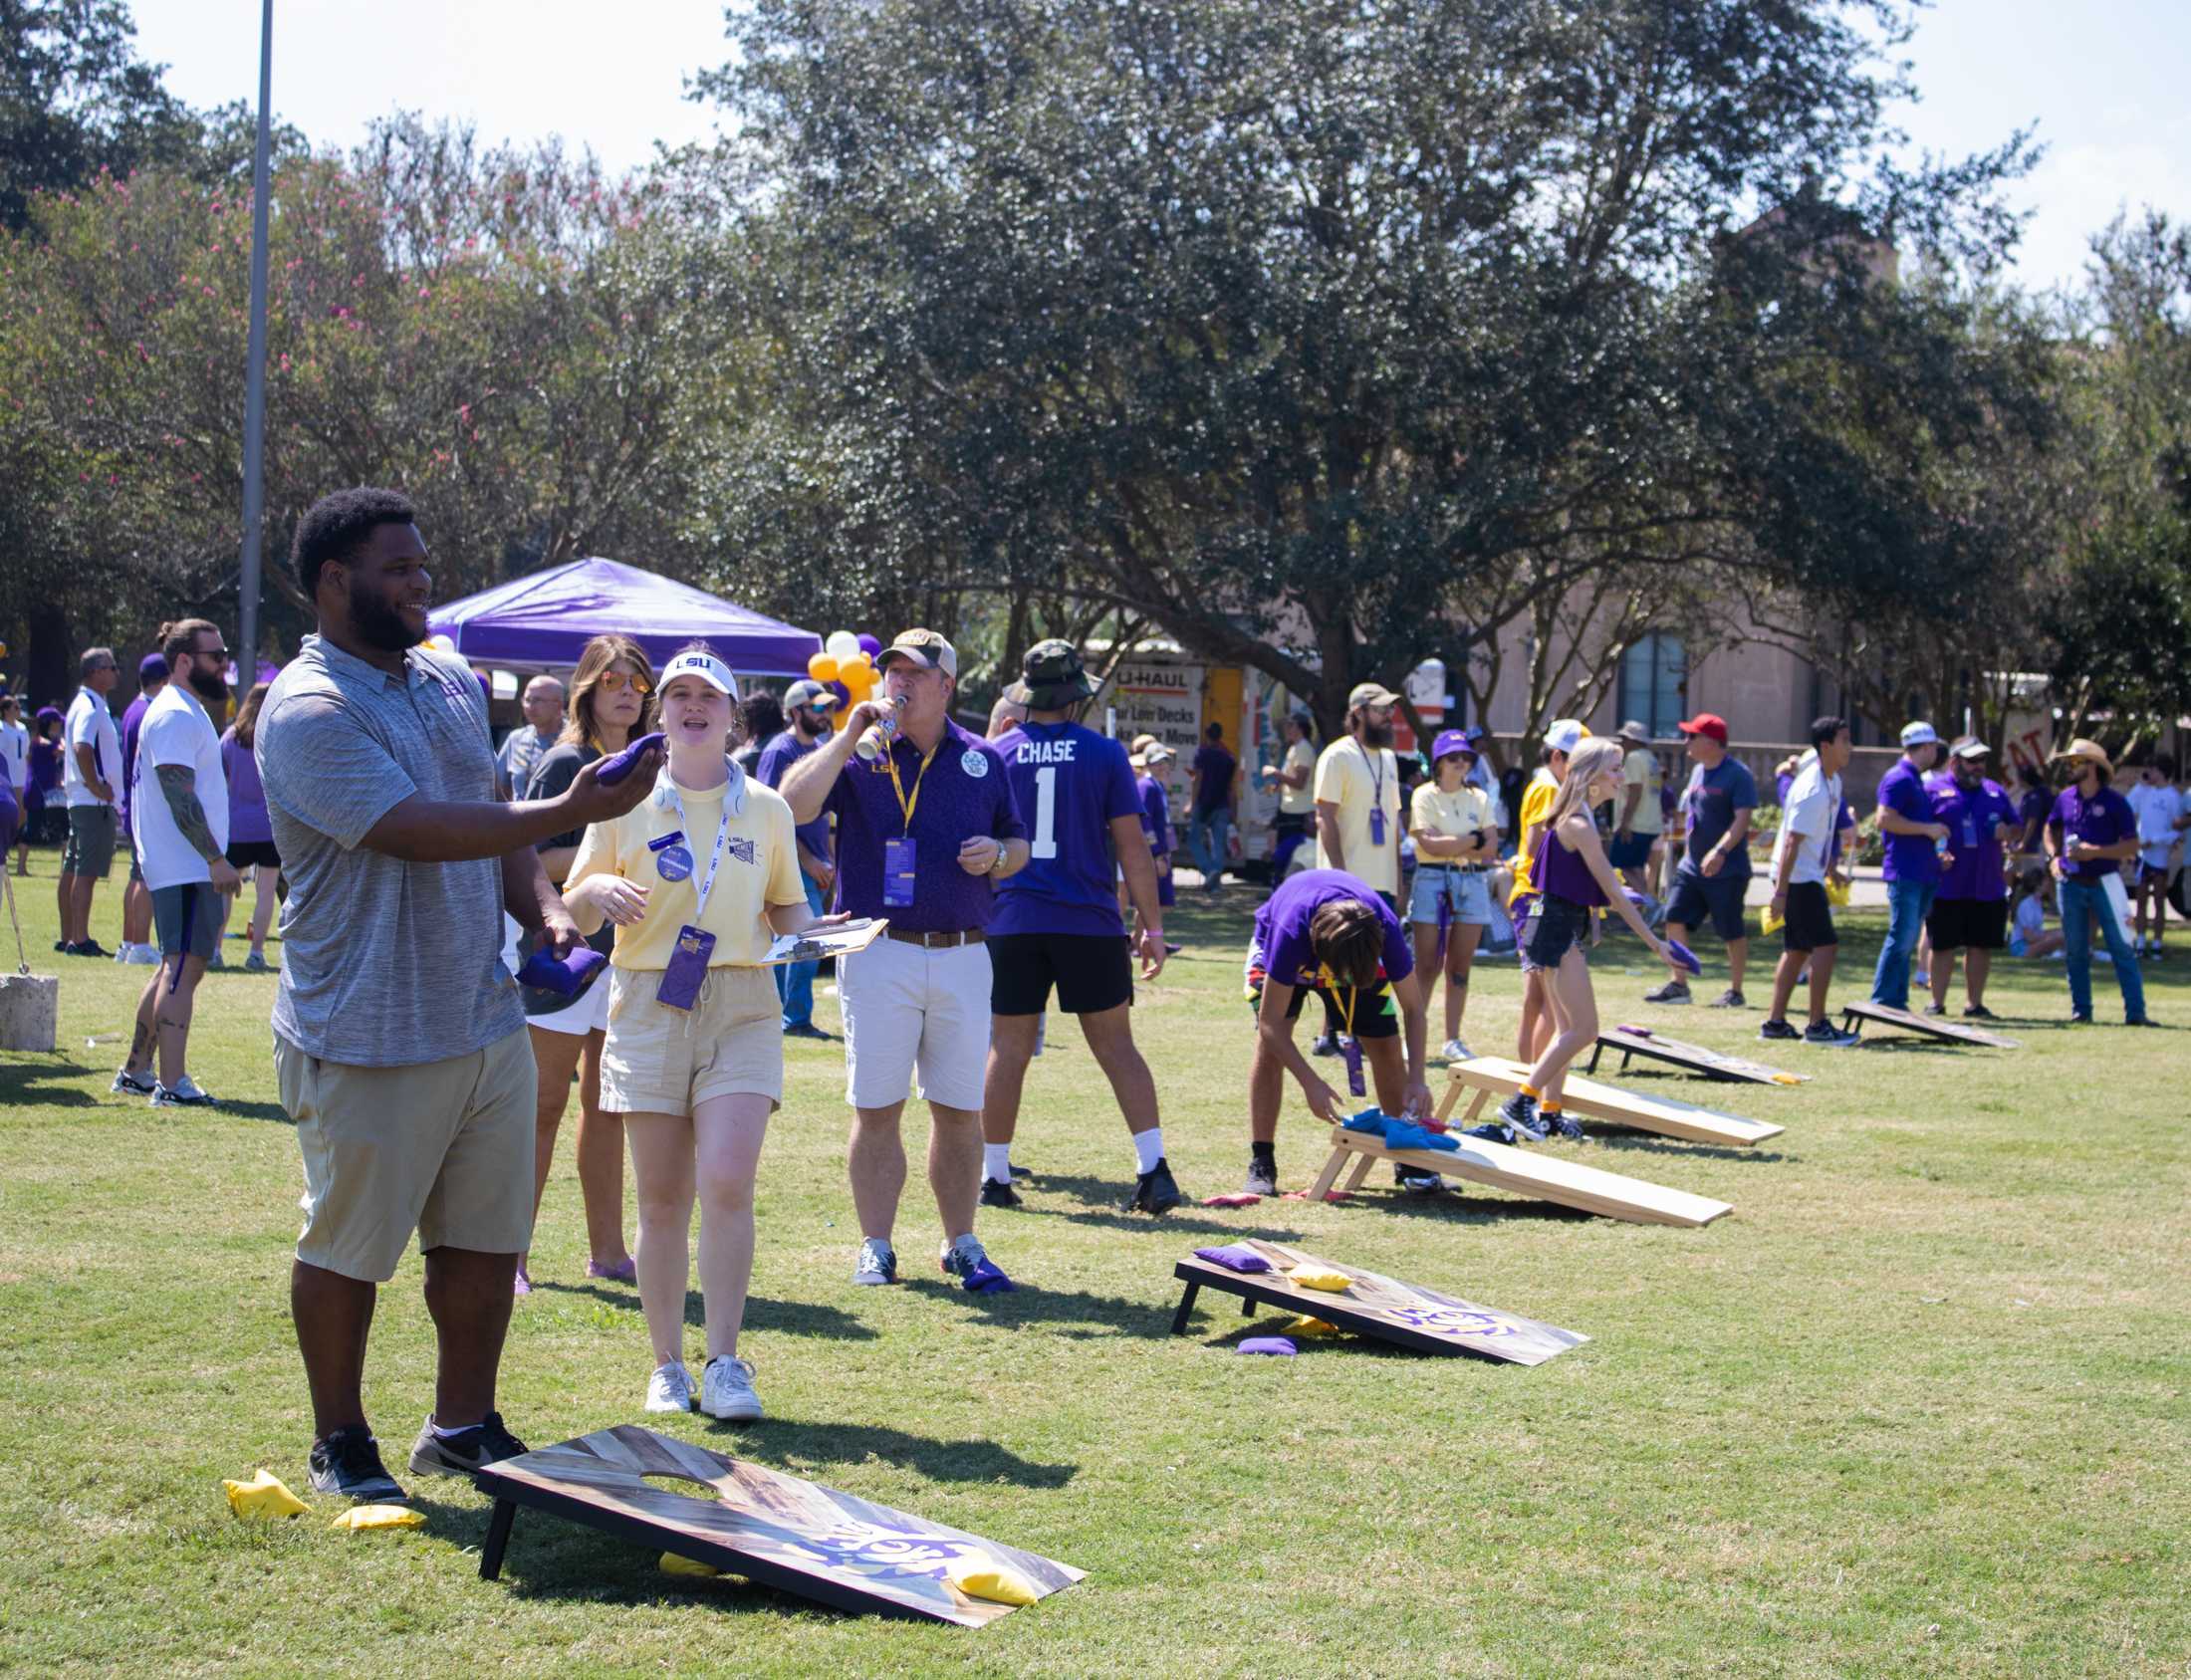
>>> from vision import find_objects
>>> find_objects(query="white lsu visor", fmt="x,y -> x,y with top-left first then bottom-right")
658,650 -> 740,702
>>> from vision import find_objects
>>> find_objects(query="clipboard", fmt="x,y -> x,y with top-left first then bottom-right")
758,916 -> 889,968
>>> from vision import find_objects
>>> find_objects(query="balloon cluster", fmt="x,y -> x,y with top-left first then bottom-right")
807,630 -> 883,731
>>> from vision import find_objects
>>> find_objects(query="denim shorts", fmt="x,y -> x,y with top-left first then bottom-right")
1525,893 -> 1593,969
1407,865 -> 1492,927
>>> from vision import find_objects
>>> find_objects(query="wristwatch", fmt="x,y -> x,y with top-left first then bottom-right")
988,844 -> 1008,875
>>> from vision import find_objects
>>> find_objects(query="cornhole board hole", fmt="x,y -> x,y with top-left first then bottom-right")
1171,1240 -> 1586,1364
1588,1026 -> 1808,1086
1838,1001 -> 2020,1050
471,1425 -> 1083,1625
1306,1122 -> 1732,1228
1438,1056 -> 1782,1149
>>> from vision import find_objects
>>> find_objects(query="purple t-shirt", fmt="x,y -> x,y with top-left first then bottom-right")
1251,868 -> 1415,989
1137,774 -> 1173,855
2016,786 -> 2050,844
755,728 -> 833,863
2049,784 -> 2135,882
221,729 -> 274,845
989,720 -> 1140,938
1192,743 -> 1236,815
120,691 -> 152,828
1929,773 -> 2016,901
1876,757 -> 1940,886
822,721 -> 1025,932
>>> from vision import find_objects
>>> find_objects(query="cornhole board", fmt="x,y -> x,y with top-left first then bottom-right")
471,1425 -> 1083,1625
1306,1122 -> 1732,1227
1838,1001 -> 2020,1050
1171,1239 -> 1586,1364
1588,1026 -> 1808,1086
1438,1056 -> 1782,1148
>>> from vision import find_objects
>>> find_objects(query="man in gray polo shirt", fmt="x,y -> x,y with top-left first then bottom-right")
258,488 -> 657,1504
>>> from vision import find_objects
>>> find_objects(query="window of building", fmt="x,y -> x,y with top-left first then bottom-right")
1619,634 -> 1686,738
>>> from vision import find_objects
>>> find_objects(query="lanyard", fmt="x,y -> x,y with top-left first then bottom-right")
1356,739 -> 1384,807
663,777 -> 736,922
1334,981 -> 1358,1039
883,738 -> 941,836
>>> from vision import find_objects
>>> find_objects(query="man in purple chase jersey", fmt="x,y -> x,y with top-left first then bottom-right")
978,641 -> 1178,1214
781,627 -> 1033,1294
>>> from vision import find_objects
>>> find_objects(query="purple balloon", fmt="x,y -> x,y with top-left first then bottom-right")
856,633 -> 881,657
827,680 -> 852,706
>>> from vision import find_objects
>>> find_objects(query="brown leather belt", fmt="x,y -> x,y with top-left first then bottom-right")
883,926 -> 987,948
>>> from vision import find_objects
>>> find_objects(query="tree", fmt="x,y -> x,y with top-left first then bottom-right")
696,0 -> 2037,736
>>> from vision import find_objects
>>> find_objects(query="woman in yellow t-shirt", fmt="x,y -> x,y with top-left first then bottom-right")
565,644 -> 836,1425
1405,730 -> 1500,1060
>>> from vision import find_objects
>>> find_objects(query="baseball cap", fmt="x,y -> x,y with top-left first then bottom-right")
1129,733 -> 1174,765
876,628 -> 957,678
783,678 -> 839,712
1616,718 -> 1649,745
1018,638 -> 1096,709
1429,728 -> 1475,762
1543,717 -> 1585,755
1347,681 -> 1401,710
138,653 -> 169,682
1899,720 -> 1938,748
1949,735 -> 1990,760
1676,713 -> 1729,746
658,649 -> 740,701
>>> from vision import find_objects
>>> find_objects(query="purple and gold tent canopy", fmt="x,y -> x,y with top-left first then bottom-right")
429,557 -> 819,677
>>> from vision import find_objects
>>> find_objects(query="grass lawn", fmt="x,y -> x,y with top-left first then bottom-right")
1,847 -> 2186,1678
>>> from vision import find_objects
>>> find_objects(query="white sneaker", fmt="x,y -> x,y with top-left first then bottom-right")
150,1074 -> 217,1106
125,941 -> 159,965
700,1355 -> 762,1422
644,1361 -> 695,1414
1440,1038 -> 1472,1063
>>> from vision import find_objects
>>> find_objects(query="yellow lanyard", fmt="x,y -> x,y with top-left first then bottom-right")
882,739 -> 940,836
1335,985 -> 1358,1040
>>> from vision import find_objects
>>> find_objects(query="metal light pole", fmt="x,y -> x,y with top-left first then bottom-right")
236,0 -> 274,696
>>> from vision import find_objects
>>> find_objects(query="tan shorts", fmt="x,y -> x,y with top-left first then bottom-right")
277,1026 -> 537,1283
600,964 -> 783,1114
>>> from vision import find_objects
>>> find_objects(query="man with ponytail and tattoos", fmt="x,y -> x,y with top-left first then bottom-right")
1240,866 -> 1434,1196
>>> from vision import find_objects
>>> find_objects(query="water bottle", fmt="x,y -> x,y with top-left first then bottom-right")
853,699 -> 900,762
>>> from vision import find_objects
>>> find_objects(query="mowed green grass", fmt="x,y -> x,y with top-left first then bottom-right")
1,848 -> 2186,1679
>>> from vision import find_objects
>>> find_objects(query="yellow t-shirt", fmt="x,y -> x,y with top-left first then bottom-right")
569,771 -> 807,970
1506,769 -> 1559,907
1409,780 -> 1494,856
1621,747 -> 1665,836
1313,738 -> 1403,894
1278,739 -> 1318,816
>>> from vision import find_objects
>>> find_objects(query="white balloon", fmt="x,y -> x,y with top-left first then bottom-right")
826,629 -> 861,660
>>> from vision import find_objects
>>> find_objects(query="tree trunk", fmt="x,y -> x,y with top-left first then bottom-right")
26,600 -> 73,710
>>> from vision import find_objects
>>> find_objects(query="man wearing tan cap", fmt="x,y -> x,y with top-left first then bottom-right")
1311,681 -> 1407,1065
2045,739 -> 2151,1026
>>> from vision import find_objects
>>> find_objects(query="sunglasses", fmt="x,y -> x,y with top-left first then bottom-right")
595,670 -> 653,696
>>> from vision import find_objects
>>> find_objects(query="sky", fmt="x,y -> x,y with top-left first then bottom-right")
129,0 -> 2190,298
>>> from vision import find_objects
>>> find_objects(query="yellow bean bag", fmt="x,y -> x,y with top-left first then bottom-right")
329,1504 -> 424,1532
1288,1316 -> 1341,1334
1287,1267 -> 1352,1293
659,1552 -> 722,1578
947,1551 -> 1041,1606
222,1469 -> 310,1521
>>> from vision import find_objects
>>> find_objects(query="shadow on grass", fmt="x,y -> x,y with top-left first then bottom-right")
997,1169 -> 1308,1240
1317,1185 -> 1595,1225
1584,1131 -> 1797,1164
0,1058 -> 101,1108
902,1274 -> 1182,1341
536,1279 -> 880,1342
720,1417 -> 1079,1488
212,1098 -> 297,1126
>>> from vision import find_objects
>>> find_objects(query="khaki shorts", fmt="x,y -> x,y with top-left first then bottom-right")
64,804 -> 117,876
600,964 -> 783,1114
277,1027 -> 536,1283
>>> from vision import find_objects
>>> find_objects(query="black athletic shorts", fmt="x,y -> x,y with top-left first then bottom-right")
1243,938 -> 1400,1039
1780,881 -> 1837,952
1665,865 -> 1749,941
1926,896 -> 2007,952
990,930 -> 1134,1017
225,839 -> 281,871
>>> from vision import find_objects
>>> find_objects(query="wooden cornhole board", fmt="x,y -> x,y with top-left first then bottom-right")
1438,1056 -> 1783,1148
471,1425 -> 1083,1625
1589,1026 -> 1808,1086
1171,1239 -> 1586,1364
1305,1121 -> 1732,1227
1838,1000 -> 2020,1050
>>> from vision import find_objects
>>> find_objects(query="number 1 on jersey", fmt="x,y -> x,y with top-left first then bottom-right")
1029,765 -> 1058,859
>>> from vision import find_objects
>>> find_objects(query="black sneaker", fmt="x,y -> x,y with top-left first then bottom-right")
1803,1020 -> 1857,1045
407,1411 -> 529,1479
1541,1108 -> 1584,1141
1497,1090 -> 1545,1141
1243,1155 -> 1279,1197
1394,1165 -> 1446,1193
73,939 -> 111,959
1961,1004 -> 1997,1020
1759,1018 -> 1801,1041
1310,1034 -> 1340,1058
1164,942 -> 1181,956
1708,988 -> 1746,1009
1123,1158 -> 1183,1214
1463,1118 -> 1519,1145
308,1426 -> 405,1503
2069,1012 -> 2094,1025
1644,979 -> 1691,1005
979,1176 -> 1024,1209
782,1022 -> 835,1041
2124,1017 -> 2160,1028
53,939 -> 67,952
1922,1002 -> 1946,1018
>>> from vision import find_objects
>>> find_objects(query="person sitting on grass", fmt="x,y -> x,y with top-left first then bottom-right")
1241,867 -> 1433,1196
2007,864 -> 2064,962
1472,738 -> 1676,1145
564,645 -> 838,1422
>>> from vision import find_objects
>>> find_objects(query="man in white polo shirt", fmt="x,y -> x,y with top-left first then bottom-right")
59,645 -> 122,955
113,619 -> 240,1104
